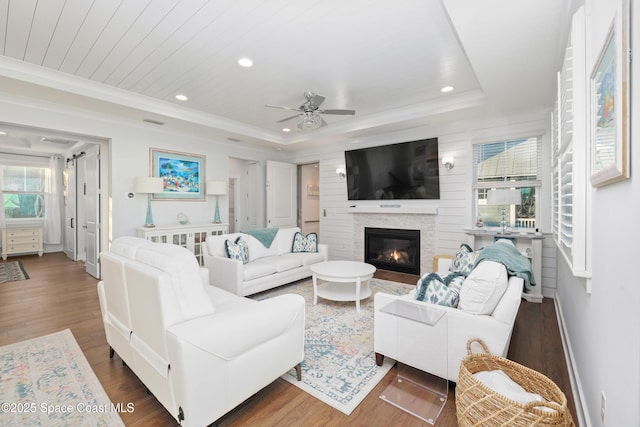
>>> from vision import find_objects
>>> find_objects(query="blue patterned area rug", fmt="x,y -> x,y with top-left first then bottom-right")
0,261 -> 29,284
0,329 -> 125,426
253,278 -> 414,415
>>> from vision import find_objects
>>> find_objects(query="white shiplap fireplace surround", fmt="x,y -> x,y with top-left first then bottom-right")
350,206 -> 437,275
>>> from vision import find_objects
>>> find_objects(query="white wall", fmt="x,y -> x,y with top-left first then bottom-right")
555,0 -> 639,426
0,95 -> 284,250
289,115 -> 557,293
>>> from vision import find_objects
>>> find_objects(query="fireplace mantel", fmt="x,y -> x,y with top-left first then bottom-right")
347,204 -> 438,215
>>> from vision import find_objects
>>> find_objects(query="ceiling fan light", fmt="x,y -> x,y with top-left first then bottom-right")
297,112 -> 322,130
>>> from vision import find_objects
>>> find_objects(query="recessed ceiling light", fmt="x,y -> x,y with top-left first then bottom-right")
441,86 -> 454,93
238,57 -> 253,68
282,128 -> 291,132
175,94 -> 188,101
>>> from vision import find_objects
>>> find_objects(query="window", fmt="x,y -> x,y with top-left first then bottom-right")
473,136 -> 542,230
2,166 -> 50,219
553,6 -> 590,282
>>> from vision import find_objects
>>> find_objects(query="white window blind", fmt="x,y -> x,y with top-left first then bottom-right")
1,165 -> 50,219
473,136 -> 542,230
560,147 -> 573,249
472,137 -> 542,189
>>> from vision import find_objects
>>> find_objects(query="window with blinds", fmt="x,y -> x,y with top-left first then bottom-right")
472,136 -> 542,230
553,5 -> 591,282
1,166 -> 50,219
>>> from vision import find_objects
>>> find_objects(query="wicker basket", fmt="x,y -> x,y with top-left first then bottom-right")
456,339 -> 574,427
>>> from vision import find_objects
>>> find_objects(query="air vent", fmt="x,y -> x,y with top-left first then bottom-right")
40,137 -> 78,145
143,118 -> 165,125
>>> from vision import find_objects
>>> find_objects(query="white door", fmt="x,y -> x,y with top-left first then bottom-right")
76,156 -> 87,261
63,160 -> 77,260
228,178 -> 237,233
247,162 -> 258,229
84,145 -> 100,279
266,160 -> 297,228
299,163 -> 320,237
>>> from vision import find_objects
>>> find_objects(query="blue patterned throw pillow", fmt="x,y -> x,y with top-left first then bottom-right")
449,243 -> 480,276
291,232 -> 318,253
225,236 -> 249,263
415,272 -> 464,308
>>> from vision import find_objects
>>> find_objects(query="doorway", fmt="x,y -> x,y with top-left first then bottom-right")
298,163 -> 320,238
63,144 -> 102,278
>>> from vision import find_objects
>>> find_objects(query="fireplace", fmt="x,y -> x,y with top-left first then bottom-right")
364,227 -> 420,275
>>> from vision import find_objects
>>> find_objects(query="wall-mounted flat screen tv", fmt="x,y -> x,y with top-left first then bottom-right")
344,138 -> 440,201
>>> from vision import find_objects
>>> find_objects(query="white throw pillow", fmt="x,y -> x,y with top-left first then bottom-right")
459,260 -> 508,315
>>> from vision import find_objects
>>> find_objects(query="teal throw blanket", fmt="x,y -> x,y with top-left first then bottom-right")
241,228 -> 279,248
473,242 -> 536,291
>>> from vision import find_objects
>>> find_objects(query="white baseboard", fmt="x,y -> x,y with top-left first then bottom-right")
553,292 -> 591,427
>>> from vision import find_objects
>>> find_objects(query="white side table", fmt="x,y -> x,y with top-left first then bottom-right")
310,260 -> 376,312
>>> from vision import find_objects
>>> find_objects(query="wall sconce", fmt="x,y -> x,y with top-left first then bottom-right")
336,167 -> 346,179
134,176 -> 164,227
442,156 -> 455,170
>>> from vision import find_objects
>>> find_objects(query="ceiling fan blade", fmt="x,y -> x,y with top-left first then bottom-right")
265,104 -> 301,112
309,94 -> 325,108
276,114 -> 299,123
320,118 -> 328,127
321,109 -> 356,116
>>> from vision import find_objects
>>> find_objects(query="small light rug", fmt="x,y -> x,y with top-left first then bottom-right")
253,277 -> 414,415
0,329 -> 125,427
0,261 -> 29,284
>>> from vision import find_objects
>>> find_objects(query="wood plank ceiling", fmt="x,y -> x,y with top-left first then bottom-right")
0,0 -> 572,148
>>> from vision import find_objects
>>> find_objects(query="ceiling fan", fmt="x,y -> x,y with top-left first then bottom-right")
266,91 -> 355,129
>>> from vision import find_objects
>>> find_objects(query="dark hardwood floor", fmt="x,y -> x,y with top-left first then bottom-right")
0,253 -> 577,426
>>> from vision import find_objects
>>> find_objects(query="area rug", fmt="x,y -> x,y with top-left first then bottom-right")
0,329 -> 125,426
0,261 -> 29,284
253,277 -> 414,415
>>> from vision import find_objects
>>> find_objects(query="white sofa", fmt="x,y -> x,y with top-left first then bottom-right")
374,254 -> 523,382
97,236 -> 305,427
203,227 -> 328,296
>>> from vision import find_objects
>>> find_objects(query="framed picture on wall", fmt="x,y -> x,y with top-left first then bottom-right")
589,0 -> 630,187
150,148 -> 205,200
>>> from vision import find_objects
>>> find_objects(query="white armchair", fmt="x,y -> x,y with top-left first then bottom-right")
97,237 -> 305,427
374,254 -> 523,382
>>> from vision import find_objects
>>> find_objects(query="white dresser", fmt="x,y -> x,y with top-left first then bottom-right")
136,223 -> 228,266
1,226 -> 44,260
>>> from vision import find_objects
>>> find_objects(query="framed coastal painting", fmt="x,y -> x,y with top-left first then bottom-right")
589,1 -> 630,187
150,148 -> 205,200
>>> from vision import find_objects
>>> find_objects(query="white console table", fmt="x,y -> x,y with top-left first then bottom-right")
137,223 -> 228,266
465,228 -> 543,303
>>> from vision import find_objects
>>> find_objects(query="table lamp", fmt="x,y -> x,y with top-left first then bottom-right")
206,181 -> 227,223
487,189 -> 522,234
134,176 -> 164,227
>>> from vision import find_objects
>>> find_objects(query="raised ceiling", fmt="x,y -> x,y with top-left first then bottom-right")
0,0 -> 574,151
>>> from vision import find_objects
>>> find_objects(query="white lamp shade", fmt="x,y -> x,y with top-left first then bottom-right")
206,181 -> 227,196
134,176 -> 164,194
487,189 -> 522,205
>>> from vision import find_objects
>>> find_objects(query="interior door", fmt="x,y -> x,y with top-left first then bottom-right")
247,162 -> 258,229
63,160 -> 77,260
76,156 -> 87,261
266,160 -> 297,228
299,163 -> 320,237
228,178 -> 236,233
83,145 -> 100,279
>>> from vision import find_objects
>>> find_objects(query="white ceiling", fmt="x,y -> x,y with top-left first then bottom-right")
0,0 -> 575,153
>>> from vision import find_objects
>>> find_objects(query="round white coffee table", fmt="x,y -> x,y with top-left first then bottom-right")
311,260 -> 376,312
